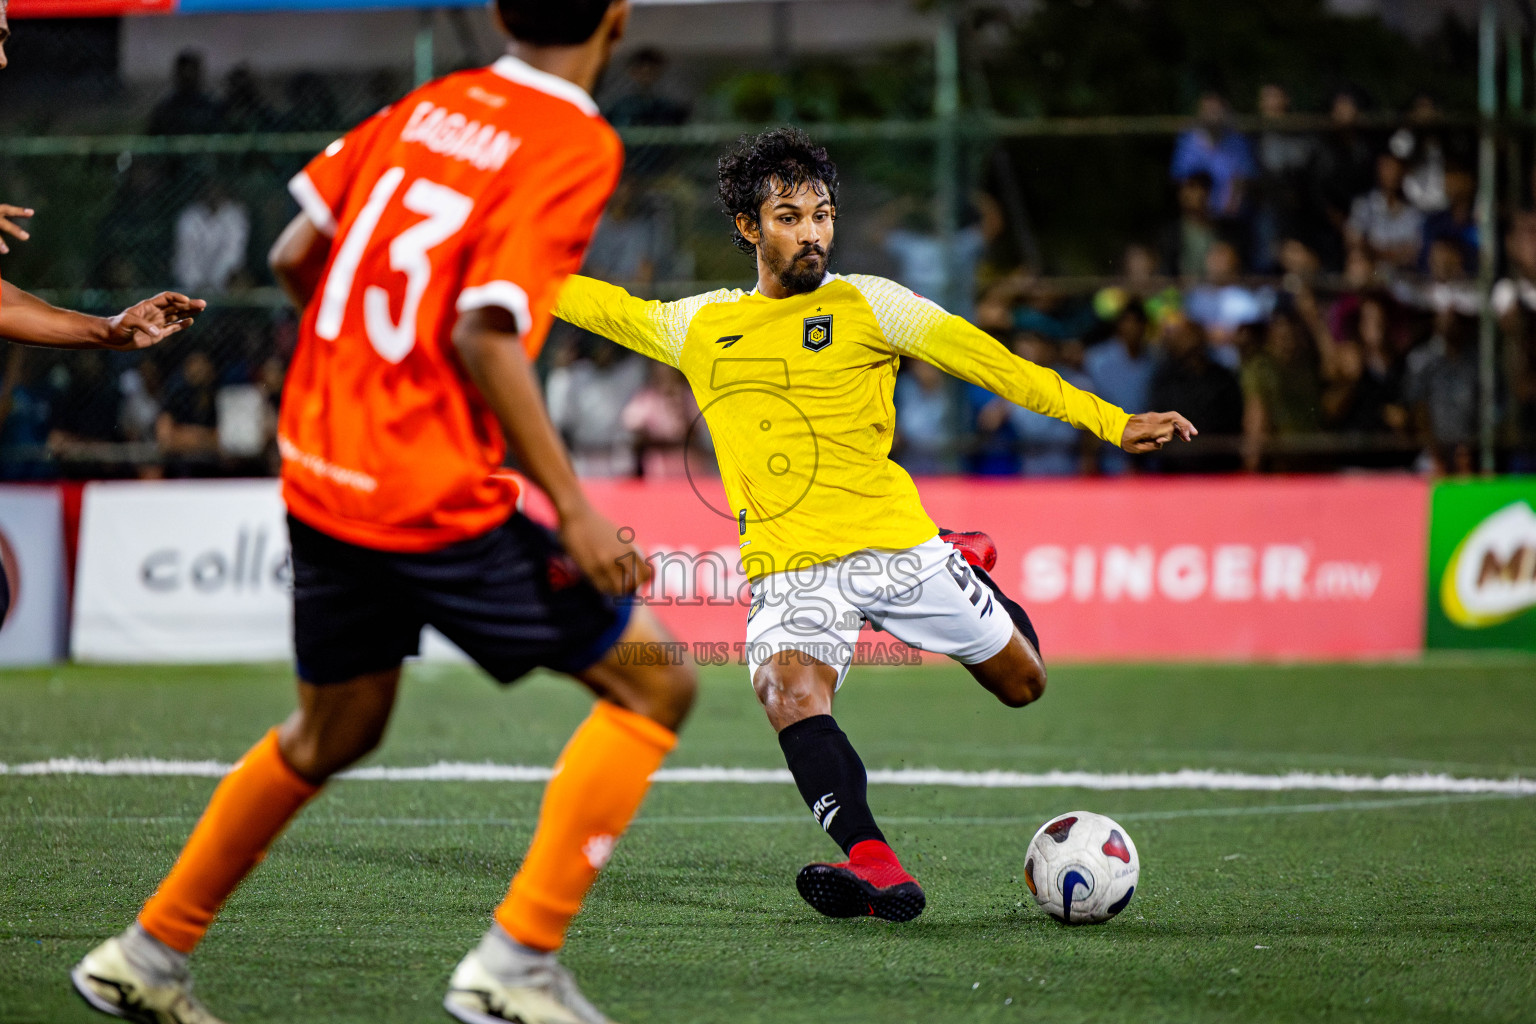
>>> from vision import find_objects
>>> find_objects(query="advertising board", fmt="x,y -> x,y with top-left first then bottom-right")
1426,477 -> 1536,651
72,480 -> 291,663
552,476 -> 1432,664
70,476 -> 1431,665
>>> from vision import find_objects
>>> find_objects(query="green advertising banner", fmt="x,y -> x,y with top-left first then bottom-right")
1427,478 -> 1536,650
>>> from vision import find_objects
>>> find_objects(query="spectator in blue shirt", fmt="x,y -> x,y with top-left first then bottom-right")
1171,93 -> 1257,220
1419,164 -> 1478,276
1184,240 -> 1275,369
1085,302 -> 1156,474
893,359 -> 961,476
964,381 -> 1020,476
976,268 -> 1097,342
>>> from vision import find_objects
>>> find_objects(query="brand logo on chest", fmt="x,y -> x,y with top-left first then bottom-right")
802,314 -> 833,352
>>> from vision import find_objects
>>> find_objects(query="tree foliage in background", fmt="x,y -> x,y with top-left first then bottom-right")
983,0 -> 1476,116
970,0 -> 1481,273
701,0 -> 1482,273
711,43 -> 935,123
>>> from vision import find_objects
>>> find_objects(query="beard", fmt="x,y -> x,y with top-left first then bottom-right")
764,240 -> 832,296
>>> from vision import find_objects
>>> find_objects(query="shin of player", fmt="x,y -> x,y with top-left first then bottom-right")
754,555 -> 1046,925
132,611 -> 689,958
113,605 -> 690,1016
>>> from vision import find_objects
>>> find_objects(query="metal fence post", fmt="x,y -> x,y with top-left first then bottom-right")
1478,0 -> 1500,473
414,10 -> 435,90
934,1 -> 961,313
1506,22 -> 1524,216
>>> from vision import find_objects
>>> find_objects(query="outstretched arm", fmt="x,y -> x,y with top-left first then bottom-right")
556,275 -> 727,369
848,275 -> 1195,453
933,317 -> 1195,453
0,203 -> 203,347
0,280 -> 204,350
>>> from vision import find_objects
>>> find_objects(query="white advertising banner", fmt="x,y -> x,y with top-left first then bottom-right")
0,486 -> 69,665
72,480 -> 292,663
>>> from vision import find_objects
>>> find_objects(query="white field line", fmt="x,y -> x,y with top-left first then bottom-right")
4,793 -> 1525,830
2,758 -> 1535,795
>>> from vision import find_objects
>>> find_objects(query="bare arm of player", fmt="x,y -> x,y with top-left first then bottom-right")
269,213 -> 332,310
0,279 -> 205,350
451,307 -> 654,597
0,204 -> 33,255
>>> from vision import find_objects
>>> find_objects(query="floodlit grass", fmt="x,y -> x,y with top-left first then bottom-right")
2,659 -> 1533,1023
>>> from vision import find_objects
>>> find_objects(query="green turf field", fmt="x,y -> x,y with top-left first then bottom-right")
2,659 -> 1534,1024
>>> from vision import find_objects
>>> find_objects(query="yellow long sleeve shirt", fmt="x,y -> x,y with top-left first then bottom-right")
556,272 -> 1130,578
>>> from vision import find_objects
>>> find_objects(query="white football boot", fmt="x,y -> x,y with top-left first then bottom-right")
71,934 -> 227,1024
444,929 -> 616,1024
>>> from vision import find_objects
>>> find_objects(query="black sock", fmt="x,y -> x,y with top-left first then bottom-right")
777,715 -> 885,855
972,565 -> 1042,657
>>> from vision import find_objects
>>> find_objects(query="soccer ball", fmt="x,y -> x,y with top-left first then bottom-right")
1023,810 -> 1140,925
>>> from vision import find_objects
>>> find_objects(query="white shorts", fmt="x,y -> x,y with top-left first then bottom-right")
743,536 -> 1016,688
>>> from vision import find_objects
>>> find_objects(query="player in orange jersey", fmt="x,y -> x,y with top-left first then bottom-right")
71,4 -> 695,1023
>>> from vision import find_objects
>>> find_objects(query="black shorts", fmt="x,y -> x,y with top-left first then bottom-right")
289,513 -> 631,686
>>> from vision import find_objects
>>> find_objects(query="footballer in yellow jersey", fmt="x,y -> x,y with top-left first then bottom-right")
558,271 -> 1135,575
558,127 -> 1194,924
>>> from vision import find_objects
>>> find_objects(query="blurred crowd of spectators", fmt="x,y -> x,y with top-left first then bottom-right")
0,48 -> 692,480
0,51 -> 319,478
5,63 -> 1536,480
944,85 -> 1529,479
544,84 -> 1536,479
99,51 -> 400,297
0,310 -> 292,480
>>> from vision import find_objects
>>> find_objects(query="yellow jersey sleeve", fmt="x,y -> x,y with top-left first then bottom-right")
554,275 -> 738,369
843,274 -> 1133,446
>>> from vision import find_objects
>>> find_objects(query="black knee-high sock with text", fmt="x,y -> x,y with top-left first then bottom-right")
777,715 -> 886,855
972,565 -> 1042,656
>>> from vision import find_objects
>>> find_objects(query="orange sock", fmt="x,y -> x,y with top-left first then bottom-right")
495,701 -> 676,952
138,728 -> 319,953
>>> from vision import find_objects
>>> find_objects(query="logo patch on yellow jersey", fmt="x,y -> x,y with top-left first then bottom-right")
802,314 -> 833,352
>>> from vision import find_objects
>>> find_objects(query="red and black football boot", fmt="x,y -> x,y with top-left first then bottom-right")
795,840 -> 926,922
938,527 -> 997,573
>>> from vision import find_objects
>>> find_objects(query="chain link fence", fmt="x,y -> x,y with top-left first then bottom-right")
3,15 -> 1535,480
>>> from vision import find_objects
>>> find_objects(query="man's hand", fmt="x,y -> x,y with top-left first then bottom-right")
558,502 -> 655,597
102,292 -> 207,350
0,205 -> 32,254
1121,411 -> 1197,453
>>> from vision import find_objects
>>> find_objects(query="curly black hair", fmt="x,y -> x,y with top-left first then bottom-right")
717,127 -> 840,255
